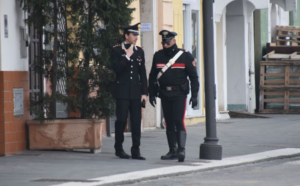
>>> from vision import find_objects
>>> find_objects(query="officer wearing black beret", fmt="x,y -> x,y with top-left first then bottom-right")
111,23 -> 148,160
148,30 -> 199,162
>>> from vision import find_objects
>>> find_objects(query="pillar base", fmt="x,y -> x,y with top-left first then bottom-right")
200,143 -> 222,160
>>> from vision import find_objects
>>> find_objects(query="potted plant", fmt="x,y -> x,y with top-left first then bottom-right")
21,0 -> 134,152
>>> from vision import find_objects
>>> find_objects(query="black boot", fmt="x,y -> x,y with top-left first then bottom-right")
115,149 -> 131,159
161,132 -> 178,160
177,131 -> 187,162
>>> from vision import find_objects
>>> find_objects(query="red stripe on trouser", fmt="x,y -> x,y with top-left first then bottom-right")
183,99 -> 187,131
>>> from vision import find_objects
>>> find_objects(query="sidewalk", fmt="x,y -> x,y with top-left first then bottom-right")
1,115 -> 300,186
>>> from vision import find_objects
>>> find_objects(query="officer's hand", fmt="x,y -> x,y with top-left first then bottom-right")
150,97 -> 156,107
141,95 -> 148,102
189,97 -> 198,108
125,44 -> 134,58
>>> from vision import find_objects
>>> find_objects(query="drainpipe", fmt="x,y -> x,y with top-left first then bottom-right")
153,0 -> 161,128
200,0 -> 222,160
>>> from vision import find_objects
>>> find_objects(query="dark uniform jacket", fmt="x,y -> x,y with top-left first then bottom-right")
111,44 -> 148,100
149,47 -> 199,99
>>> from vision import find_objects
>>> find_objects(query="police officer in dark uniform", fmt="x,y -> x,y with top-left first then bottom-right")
111,23 -> 148,160
148,30 -> 199,162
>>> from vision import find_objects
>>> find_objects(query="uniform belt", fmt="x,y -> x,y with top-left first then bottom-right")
161,85 -> 181,91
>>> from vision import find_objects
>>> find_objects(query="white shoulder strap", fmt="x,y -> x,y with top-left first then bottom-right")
157,50 -> 184,80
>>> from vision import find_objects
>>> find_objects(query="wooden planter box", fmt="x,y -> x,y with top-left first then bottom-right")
27,119 -> 104,153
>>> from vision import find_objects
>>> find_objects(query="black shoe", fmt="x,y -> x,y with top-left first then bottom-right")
115,150 -> 131,159
161,151 -> 178,160
132,154 -> 146,160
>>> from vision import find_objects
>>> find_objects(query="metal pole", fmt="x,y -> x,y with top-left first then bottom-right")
200,0 -> 222,160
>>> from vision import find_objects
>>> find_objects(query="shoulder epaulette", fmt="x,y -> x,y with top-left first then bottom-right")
113,44 -> 121,48
136,46 -> 144,50
155,49 -> 163,53
178,48 -> 187,52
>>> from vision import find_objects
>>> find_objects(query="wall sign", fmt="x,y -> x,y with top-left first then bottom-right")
140,23 -> 152,32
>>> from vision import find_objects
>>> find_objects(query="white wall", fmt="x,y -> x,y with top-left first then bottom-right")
279,6 -> 290,25
246,1 -> 256,113
226,1 -> 247,108
270,4 -> 278,42
216,15 -> 225,111
215,10 -> 230,119
214,0 -> 269,22
0,0 -> 28,71
268,3 -> 292,43
270,0 -> 297,11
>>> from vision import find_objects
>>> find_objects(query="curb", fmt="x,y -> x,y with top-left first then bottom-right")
50,148 -> 300,186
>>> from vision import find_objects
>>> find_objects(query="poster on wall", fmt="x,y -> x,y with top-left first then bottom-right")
4,15 -> 8,38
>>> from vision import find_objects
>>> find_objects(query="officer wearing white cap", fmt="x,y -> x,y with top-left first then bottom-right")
148,30 -> 199,162
111,23 -> 148,160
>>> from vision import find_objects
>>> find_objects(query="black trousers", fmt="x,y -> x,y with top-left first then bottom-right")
114,99 -> 141,155
161,97 -> 187,132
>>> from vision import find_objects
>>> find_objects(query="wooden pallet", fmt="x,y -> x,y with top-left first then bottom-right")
276,26 -> 300,46
277,26 -> 300,32
265,43 -> 300,54
263,51 -> 300,60
259,51 -> 300,114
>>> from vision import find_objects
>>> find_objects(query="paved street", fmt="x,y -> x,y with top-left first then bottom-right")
0,114 -> 300,186
126,156 -> 300,186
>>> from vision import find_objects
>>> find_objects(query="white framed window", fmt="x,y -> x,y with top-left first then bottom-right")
183,1 -> 202,117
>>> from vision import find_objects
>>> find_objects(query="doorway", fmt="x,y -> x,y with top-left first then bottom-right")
225,0 -> 256,113
183,1 -> 202,117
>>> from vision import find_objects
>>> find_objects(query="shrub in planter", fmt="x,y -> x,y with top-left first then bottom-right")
21,0 -> 135,151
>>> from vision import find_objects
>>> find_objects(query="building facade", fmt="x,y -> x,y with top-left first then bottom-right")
0,0 -> 30,156
213,0 -> 297,119
1,0 -> 299,156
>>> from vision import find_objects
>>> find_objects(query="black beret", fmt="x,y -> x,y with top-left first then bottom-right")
121,22 -> 140,35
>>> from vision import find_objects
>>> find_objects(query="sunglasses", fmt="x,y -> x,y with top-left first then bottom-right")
161,41 -> 171,45
161,38 -> 174,46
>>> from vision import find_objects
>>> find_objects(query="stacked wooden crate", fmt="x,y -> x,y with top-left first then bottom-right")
276,26 -> 300,46
259,51 -> 300,114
